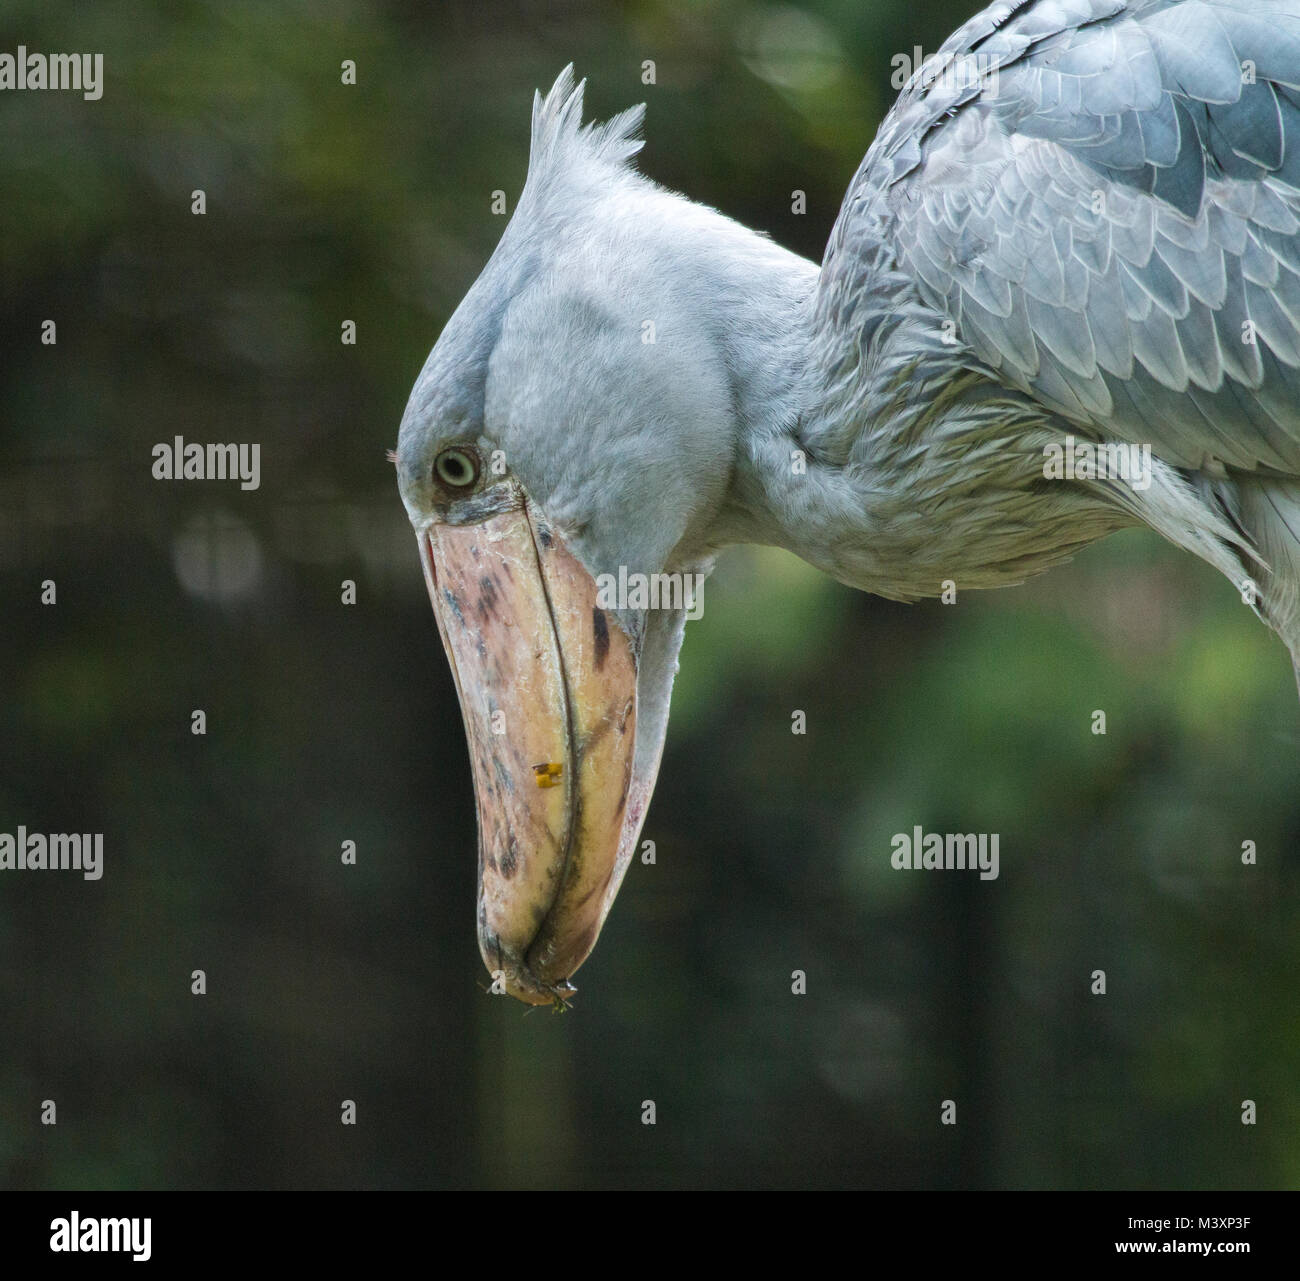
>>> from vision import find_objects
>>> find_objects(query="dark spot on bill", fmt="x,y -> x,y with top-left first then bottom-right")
501,832 -> 519,878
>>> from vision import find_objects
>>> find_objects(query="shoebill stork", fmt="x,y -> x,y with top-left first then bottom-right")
396,0 -> 1300,1005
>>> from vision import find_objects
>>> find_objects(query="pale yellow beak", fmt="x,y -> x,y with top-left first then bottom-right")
418,496 -> 645,1005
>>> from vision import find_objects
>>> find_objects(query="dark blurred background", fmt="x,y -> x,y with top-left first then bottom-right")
1,0 -> 1296,1190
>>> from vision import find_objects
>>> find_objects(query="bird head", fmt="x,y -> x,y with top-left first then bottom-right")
395,68 -> 809,1003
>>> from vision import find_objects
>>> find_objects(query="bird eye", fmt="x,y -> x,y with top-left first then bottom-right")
434,447 -> 479,489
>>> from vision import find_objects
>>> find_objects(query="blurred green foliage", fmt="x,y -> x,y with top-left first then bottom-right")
0,0 -> 1296,1189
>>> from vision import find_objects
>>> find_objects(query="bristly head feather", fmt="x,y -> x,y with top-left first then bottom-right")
523,65 -> 647,209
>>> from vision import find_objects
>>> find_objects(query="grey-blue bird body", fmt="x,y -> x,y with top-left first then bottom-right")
397,0 -> 1300,1003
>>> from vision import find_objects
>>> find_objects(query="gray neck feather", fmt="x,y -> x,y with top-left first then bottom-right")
717,248 -> 1138,599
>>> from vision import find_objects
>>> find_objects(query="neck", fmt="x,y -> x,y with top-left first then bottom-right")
714,252 -> 1132,597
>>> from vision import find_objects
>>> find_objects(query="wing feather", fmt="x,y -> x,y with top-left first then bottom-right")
819,0 -> 1300,473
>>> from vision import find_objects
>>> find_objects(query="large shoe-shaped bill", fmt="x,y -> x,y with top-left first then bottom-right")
417,493 -> 664,1005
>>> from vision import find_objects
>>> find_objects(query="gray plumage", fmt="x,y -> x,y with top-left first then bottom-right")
810,0 -> 1300,669
400,0 -> 1300,699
